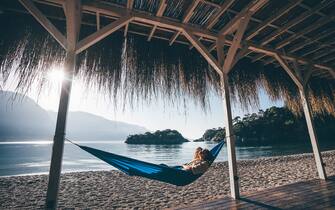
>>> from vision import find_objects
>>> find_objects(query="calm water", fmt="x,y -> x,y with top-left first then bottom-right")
1,140 -> 335,177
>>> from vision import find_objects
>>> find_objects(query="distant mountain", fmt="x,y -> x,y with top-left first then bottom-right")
0,91 -> 54,140
0,91 -> 147,141
48,111 -> 148,141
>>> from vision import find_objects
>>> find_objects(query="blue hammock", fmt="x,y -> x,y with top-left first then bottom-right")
68,140 -> 225,186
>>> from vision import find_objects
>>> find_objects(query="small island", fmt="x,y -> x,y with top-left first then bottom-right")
125,129 -> 189,144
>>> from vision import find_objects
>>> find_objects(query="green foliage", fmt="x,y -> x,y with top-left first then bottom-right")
125,129 -> 189,144
199,106 -> 335,146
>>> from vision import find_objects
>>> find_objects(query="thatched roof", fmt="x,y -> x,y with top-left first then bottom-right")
0,0 -> 334,116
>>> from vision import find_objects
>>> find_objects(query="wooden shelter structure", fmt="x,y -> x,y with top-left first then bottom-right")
0,0 -> 335,209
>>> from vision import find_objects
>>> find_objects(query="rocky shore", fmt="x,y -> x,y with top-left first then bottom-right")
1,150 -> 334,209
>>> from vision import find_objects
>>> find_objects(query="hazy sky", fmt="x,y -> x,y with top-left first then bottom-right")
15,74 -> 283,139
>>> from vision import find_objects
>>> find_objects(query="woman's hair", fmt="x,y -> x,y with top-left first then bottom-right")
194,147 -> 203,160
200,149 -> 214,162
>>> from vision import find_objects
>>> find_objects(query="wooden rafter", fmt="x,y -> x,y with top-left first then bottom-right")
147,25 -> 157,41
147,0 -> 166,41
76,15 -> 133,54
274,54 -> 303,89
123,0 -> 134,37
96,12 -> 100,30
169,0 -> 200,45
288,29 -> 335,54
17,0 -> 334,75
259,1 -> 333,46
182,29 -> 222,75
216,35 -> 225,66
313,47 -> 335,61
19,0 -> 67,49
183,0 -> 200,23
169,31 -> 181,46
127,0 -> 134,9
245,0 -> 302,40
205,0 -> 235,29
219,0 -> 268,35
223,13 -> 251,73
275,14 -> 335,50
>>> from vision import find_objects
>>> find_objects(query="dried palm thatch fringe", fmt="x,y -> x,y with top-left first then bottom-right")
0,14 -> 334,116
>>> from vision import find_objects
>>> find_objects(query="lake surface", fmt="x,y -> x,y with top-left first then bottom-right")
1,140 -> 335,177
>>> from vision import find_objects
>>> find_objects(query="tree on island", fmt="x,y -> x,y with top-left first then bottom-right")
125,129 -> 189,144
196,106 -> 335,146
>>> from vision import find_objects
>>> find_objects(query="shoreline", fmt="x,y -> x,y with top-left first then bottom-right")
1,150 -> 334,209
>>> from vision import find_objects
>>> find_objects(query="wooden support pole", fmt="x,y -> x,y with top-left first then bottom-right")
274,54 -> 327,180
299,88 -> 327,180
45,51 -> 76,209
220,73 -> 240,199
45,0 -> 81,209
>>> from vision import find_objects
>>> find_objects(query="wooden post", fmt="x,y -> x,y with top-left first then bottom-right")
45,0 -> 81,209
299,88 -> 327,180
275,54 -> 327,180
220,73 -> 240,199
45,51 -> 76,209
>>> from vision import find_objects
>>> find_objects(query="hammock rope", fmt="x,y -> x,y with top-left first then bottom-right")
66,138 -> 225,186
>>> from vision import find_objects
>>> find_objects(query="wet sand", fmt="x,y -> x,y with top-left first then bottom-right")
0,150 -> 334,209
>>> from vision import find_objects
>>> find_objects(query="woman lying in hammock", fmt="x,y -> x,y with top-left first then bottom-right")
182,147 -> 214,175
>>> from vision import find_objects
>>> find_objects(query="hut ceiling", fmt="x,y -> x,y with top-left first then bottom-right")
0,0 -> 335,115
0,0 -> 334,79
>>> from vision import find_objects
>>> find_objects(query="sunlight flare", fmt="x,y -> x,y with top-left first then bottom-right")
47,66 -> 64,83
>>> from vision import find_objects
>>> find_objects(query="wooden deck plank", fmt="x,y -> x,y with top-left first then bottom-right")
171,176 -> 335,210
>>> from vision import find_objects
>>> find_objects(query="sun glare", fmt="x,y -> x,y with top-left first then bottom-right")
47,67 -> 64,83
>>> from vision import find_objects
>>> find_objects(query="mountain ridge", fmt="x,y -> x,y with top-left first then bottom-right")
0,91 -> 148,141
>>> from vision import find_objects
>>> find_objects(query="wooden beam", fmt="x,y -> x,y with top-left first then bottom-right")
208,42 -> 216,52
216,35 -> 225,66
299,88 -> 327,180
219,0 -> 268,35
37,0 -> 333,74
169,31 -> 181,46
274,54 -> 303,89
182,29 -> 222,76
275,14 -> 335,49
147,0 -> 166,42
96,12 -> 100,30
259,1 -> 333,46
220,73 -> 240,199
168,0 -> 200,46
147,25 -> 157,41
182,0 -> 200,23
156,0 -> 167,17
223,13 -> 251,73
127,0 -> 134,9
231,44 -> 249,67
246,0 -> 302,40
124,23 -> 129,37
76,15 -> 133,54
123,0 -> 134,37
19,0 -> 67,49
205,0 -> 235,29
45,0 -> 81,208
313,48 -> 335,61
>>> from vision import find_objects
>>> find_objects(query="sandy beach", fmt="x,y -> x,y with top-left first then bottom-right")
1,150 -> 334,209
